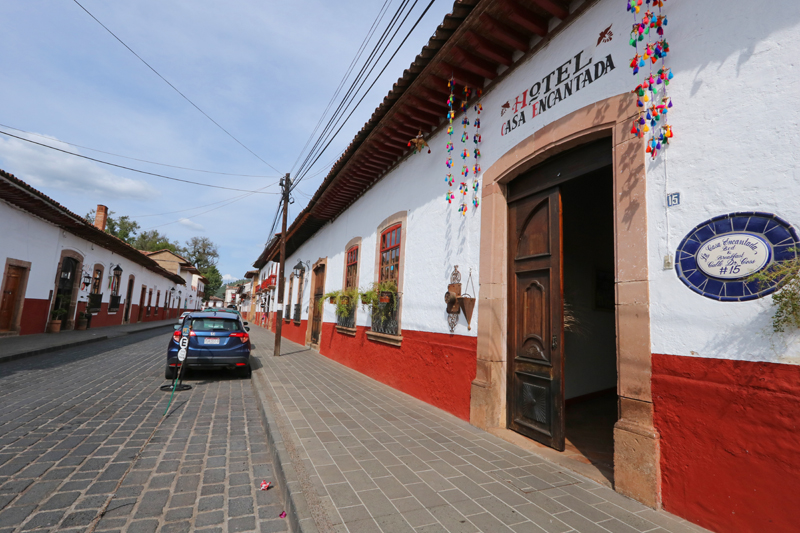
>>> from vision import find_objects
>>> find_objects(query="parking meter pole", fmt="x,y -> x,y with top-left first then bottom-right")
164,325 -> 191,415
274,173 -> 291,358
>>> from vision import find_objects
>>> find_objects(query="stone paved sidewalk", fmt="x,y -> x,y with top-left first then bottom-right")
0,319 -> 176,364
249,325 -> 708,533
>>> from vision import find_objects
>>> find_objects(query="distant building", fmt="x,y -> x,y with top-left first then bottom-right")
0,170 -> 186,334
143,250 -> 207,310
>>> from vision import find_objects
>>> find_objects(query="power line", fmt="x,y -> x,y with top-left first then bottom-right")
294,0 -> 438,191
0,129 -> 279,194
290,0 -> 393,173
144,184 -> 273,230
0,123 -> 280,178
294,0 -> 415,180
129,194 -> 253,217
70,0 -> 282,174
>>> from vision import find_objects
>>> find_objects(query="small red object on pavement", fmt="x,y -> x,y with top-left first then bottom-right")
260,480 -> 271,491
280,511 -> 287,518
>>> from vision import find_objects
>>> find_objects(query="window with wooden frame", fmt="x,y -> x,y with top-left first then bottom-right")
379,224 -> 401,284
345,246 -> 359,289
91,267 -> 103,294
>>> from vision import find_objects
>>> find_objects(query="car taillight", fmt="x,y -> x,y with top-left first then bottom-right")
230,332 -> 249,343
172,330 -> 181,342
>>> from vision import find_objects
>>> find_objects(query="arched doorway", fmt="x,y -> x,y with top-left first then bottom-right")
53,256 -> 79,330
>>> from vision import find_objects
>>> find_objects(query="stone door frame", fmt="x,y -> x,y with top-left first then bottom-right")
471,93 -> 660,507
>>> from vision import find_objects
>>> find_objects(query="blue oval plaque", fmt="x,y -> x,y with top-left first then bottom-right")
675,212 -> 799,301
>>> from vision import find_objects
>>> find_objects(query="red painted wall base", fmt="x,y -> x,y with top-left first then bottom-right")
652,353 -> 800,533
19,298 -> 50,335
319,324 -> 477,420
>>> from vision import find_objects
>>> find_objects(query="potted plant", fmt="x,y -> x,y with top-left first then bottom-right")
323,288 -> 358,319
75,311 -> 90,331
47,308 -> 68,333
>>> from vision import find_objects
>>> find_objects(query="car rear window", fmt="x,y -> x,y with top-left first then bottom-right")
190,318 -> 240,332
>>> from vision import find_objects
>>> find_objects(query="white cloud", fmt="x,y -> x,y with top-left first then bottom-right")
178,217 -> 204,230
0,133 -> 157,200
222,274 -> 235,282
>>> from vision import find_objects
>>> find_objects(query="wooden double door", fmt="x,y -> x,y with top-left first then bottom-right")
506,139 -> 612,451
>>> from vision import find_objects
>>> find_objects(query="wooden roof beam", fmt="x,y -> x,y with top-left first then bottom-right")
500,0 -> 549,37
395,112 -> 434,131
479,14 -> 530,51
452,46 -> 499,80
368,151 -> 399,165
529,0 -> 569,20
388,121 -> 419,138
407,95 -> 448,116
464,30 -> 514,66
437,64 -> 484,90
403,106 -> 442,125
371,141 -> 404,157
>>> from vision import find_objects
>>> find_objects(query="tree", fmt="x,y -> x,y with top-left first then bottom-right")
132,230 -> 184,253
183,236 -> 219,271
202,265 -> 223,298
85,209 -> 140,245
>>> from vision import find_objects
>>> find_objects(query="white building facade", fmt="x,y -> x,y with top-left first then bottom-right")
249,1 -> 797,531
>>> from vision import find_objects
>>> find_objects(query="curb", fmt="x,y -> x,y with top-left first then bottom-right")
0,323 -> 173,365
251,366 -> 320,533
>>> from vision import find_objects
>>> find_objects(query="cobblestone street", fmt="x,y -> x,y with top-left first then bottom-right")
0,327 -> 289,533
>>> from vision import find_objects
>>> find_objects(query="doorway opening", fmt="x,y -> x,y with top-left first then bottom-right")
506,138 -> 617,486
561,168 -> 617,483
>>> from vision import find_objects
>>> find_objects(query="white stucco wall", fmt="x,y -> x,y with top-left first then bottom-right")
0,199 -> 186,322
272,0 -> 800,364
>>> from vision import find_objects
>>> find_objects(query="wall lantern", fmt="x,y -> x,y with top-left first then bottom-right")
444,265 -> 476,333
293,260 -> 306,278
113,264 -> 123,275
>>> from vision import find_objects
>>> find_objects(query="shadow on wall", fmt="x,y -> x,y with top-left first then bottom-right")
700,304 -> 800,365
673,2 -> 800,94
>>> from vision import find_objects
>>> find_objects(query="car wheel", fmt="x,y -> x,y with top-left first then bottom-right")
165,366 -> 177,380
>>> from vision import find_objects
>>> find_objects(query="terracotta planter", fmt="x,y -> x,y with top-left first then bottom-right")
46,320 -> 62,333
341,297 -> 350,306
379,292 -> 394,304
329,296 -> 337,304
361,295 -> 370,305
75,318 -> 88,331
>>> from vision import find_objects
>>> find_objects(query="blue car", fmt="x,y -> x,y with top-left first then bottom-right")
166,311 -> 251,379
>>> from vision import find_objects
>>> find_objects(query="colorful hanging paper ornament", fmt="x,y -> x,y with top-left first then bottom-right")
461,149 -> 470,160
473,195 -> 480,208
474,148 -> 481,159
461,131 -> 469,143
461,100 -> 469,113
472,163 -> 481,175
407,131 -> 430,154
445,173 -> 454,186
472,179 -> 480,193
462,116 -> 470,128
447,125 -> 453,135
445,190 -> 455,204
446,141 -> 454,152
473,133 -> 481,144
446,157 -> 453,168
461,165 -> 469,178
474,103 -> 482,114
458,203 -> 468,216
459,182 -> 468,196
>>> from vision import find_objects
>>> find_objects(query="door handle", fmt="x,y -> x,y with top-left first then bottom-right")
551,335 -> 557,350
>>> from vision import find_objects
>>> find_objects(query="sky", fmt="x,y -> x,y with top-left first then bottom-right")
0,0 -> 455,282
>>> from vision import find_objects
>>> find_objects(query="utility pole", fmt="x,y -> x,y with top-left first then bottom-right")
273,173 -> 291,357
